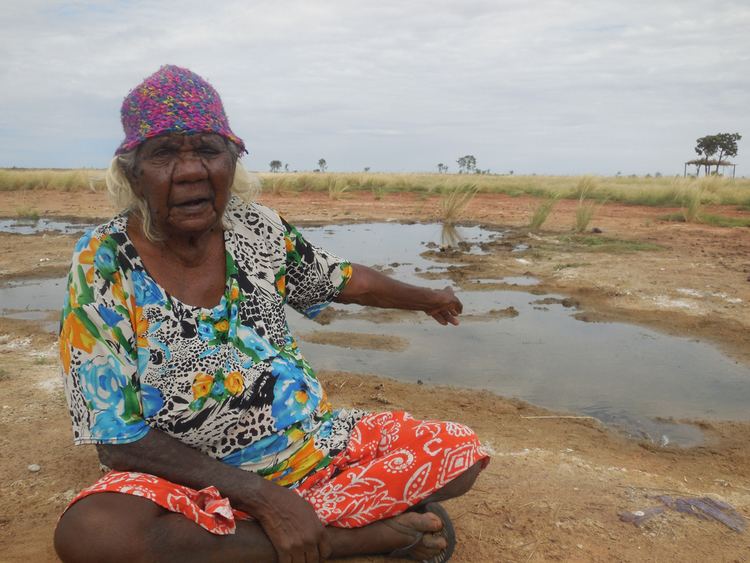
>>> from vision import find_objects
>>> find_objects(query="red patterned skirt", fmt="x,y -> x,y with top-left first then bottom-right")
66,411 -> 489,534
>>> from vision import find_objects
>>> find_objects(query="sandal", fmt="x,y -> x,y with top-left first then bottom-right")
388,502 -> 456,562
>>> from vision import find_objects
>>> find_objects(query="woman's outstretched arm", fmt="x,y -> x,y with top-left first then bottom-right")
335,263 -> 463,326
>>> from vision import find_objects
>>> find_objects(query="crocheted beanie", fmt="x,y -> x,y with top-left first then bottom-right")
115,65 -> 246,155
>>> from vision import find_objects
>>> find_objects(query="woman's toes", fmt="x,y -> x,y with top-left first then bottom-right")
383,511 -> 448,559
421,531 -> 448,551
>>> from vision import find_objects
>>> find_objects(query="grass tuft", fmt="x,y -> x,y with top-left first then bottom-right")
574,199 -> 598,233
326,177 -> 349,200
681,186 -> 703,222
528,194 -> 559,231
571,176 -> 598,200
439,183 -> 478,225
571,176 -> 601,233
371,186 -> 385,200
15,207 -> 40,220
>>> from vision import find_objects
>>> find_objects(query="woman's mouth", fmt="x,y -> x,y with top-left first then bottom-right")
174,197 -> 211,211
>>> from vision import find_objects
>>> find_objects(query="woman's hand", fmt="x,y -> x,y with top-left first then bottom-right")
426,286 -> 462,326
252,481 -> 331,563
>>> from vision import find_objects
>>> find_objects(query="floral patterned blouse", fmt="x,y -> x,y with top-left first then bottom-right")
60,197 -> 363,487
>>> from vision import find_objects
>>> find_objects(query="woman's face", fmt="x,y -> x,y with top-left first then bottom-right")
131,133 -> 236,239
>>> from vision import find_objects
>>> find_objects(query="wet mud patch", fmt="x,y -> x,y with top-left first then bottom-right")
533,297 -> 580,308
461,307 -> 519,321
0,232 -> 77,279
298,331 -> 409,352
312,306 -> 421,325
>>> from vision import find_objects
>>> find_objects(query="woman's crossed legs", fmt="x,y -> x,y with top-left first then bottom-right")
55,460 -> 484,562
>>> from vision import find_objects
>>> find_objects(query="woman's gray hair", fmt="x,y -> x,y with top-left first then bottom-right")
105,140 -> 259,242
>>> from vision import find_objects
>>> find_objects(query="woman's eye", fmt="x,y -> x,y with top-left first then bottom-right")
197,146 -> 221,156
149,147 -> 175,159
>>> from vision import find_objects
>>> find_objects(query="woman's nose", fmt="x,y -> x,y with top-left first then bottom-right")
172,151 -> 208,182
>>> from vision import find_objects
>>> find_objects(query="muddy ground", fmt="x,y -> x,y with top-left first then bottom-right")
1,188 -> 749,562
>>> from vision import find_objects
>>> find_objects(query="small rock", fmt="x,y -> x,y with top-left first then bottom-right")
28,464 -> 41,472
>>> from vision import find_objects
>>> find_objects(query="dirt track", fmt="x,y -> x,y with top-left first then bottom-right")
1,188 -> 749,562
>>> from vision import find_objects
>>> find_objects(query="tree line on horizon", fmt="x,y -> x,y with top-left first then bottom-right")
267,155 -> 500,175
266,134 -> 742,177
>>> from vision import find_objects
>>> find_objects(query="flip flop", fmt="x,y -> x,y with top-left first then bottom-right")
388,502 -> 456,562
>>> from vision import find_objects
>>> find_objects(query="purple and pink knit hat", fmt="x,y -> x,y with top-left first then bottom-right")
115,65 -> 246,155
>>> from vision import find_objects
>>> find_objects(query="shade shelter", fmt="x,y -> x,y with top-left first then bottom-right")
684,158 -> 737,178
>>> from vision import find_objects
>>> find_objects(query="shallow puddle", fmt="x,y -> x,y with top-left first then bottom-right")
0,278 -> 64,331
3,221 -> 750,447
0,217 -> 96,235
294,223 -> 750,446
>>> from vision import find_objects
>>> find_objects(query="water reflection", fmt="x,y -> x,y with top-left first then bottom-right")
440,224 -> 462,249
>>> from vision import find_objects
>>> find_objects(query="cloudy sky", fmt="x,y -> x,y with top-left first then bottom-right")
1,0 -> 748,175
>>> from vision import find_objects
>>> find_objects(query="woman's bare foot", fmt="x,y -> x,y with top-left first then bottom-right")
379,509 -> 449,560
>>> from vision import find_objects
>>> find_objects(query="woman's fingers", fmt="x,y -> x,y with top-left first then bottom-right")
429,308 -> 459,326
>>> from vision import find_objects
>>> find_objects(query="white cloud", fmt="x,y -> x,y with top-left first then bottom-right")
1,0 -> 748,174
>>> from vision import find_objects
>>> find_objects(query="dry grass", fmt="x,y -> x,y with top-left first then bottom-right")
3,168 -> 750,209
528,195 -> 559,231
253,172 -> 750,207
681,185 -> 704,222
574,199 -> 598,233
0,169 -> 106,192
571,176 -> 603,233
439,183 -> 478,225
15,206 -> 40,220
326,177 -> 349,200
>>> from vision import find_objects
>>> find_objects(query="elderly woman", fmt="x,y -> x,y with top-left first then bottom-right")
55,65 -> 488,563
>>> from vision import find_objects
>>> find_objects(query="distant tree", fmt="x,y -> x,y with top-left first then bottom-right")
364,167 -> 370,172
269,160 -> 282,173
508,170 -> 513,176
284,163 -> 289,172
456,155 -> 476,174
695,132 -> 742,175
318,158 -> 328,172
437,163 -> 448,174
712,133 -> 741,174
